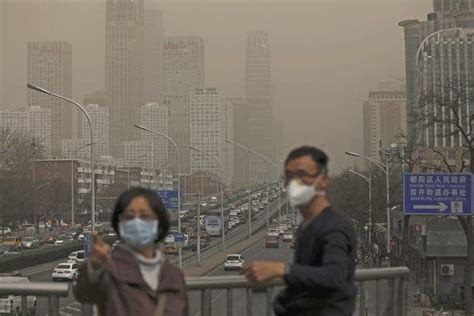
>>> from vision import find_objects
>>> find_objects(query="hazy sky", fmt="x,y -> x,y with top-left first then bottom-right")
1,0 -> 432,172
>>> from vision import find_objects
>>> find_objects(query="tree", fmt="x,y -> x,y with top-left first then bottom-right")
416,78 -> 474,314
0,129 -> 45,225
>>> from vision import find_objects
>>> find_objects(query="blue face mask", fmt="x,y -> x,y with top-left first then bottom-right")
119,218 -> 158,251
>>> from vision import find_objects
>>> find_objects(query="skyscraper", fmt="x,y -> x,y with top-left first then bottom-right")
190,88 -> 233,185
0,0 -> 5,107
144,9 -> 164,103
362,90 -> 407,162
163,36 -> 205,173
124,140 -> 153,169
105,0 -> 144,157
140,103 -> 168,169
228,97 -> 249,188
400,1 -> 474,141
27,40 -> 72,157
81,104 -> 109,158
245,31 -> 273,182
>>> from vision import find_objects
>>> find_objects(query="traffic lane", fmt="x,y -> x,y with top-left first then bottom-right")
188,237 -> 294,316
28,267 -> 79,316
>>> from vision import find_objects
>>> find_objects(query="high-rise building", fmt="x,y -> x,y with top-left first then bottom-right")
81,104 -> 109,158
190,88 -> 233,185
0,106 -> 52,156
124,141 -> 154,169
84,91 -> 106,108
163,36 -> 205,173
62,138 -> 90,161
400,2 -> 474,141
0,1 -> 5,107
363,91 -> 407,162
27,40 -> 72,157
245,31 -> 273,183
106,0 -> 144,157
28,106 -> 52,156
228,98 -> 249,188
140,103 -> 168,168
144,10 -> 164,103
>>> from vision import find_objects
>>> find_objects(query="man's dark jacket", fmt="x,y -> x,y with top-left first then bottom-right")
274,207 -> 358,316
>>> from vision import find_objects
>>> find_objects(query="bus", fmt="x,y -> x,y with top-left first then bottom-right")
205,212 -> 227,236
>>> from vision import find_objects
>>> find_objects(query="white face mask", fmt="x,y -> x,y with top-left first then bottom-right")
287,175 -> 325,208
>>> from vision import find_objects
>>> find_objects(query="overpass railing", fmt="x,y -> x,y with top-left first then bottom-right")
186,266 -> 410,316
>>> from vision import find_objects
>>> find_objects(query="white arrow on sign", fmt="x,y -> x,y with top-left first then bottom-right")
413,202 -> 448,213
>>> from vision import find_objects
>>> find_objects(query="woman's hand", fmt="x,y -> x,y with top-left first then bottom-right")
90,233 -> 111,269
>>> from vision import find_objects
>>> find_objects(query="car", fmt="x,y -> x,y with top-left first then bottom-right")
265,236 -> 279,248
0,227 -> 12,235
164,234 -> 175,245
54,234 -> 66,245
112,240 -> 121,249
283,232 -> 293,242
164,245 -> 178,255
67,250 -> 85,264
21,236 -> 40,249
52,262 -> 79,281
0,276 -> 37,315
2,236 -> 21,249
106,229 -> 117,237
22,224 -> 36,234
267,229 -> 279,238
189,239 -> 210,252
224,254 -> 245,271
0,245 -> 20,257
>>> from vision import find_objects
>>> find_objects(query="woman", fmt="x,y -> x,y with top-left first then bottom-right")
74,187 -> 188,316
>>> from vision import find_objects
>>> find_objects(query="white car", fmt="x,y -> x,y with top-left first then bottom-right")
267,229 -> 279,238
283,233 -> 293,242
224,254 -> 245,271
0,277 -> 37,315
52,262 -> 79,281
0,227 -> 11,235
67,250 -> 85,264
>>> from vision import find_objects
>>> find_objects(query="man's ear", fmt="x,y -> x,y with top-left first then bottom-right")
319,174 -> 330,190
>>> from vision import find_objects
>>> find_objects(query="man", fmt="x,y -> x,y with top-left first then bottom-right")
241,146 -> 358,316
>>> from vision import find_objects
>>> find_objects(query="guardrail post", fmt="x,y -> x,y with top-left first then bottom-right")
390,278 -> 398,316
400,277 -> 408,316
201,289 -> 211,316
359,281 -> 366,316
266,287 -> 273,316
21,295 -> 27,314
226,289 -> 233,316
375,280 -> 380,316
48,295 -> 59,316
246,288 -> 253,316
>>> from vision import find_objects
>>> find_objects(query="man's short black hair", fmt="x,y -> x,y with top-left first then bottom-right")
285,146 -> 329,174
111,187 -> 170,242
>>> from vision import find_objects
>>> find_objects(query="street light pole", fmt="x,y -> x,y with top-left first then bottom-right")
225,139 -> 252,238
346,151 -> 391,262
248,149 -> 272,231
27,84 -> 96,233
348,170 -> 372,247
135,125 -> 182,268
190,146 -> 226,251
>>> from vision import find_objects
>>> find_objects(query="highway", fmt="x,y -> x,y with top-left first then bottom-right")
188,237 -> 294,316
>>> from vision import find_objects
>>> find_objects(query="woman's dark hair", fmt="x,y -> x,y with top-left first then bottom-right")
285,146 -> 329,174
111,187 -> 170,242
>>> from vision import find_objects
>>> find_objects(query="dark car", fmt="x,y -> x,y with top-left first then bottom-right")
265,236 -> 279,248
190,239 -> 210,252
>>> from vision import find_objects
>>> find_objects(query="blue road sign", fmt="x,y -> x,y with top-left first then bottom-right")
83,233 -> 93,258
403,173 -> 473,216
174,233 -> 185,247
157,190 -> 179,210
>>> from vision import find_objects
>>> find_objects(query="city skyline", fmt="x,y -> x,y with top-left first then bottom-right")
0,0 -> 433,172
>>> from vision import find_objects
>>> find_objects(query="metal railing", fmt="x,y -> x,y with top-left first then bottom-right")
0,281 -> 69,316
186,267 -> 410,316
